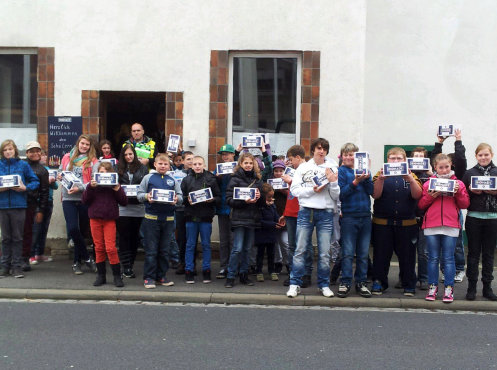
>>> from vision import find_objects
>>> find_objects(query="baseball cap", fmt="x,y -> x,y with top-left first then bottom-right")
217,144 -> 235,154
26,141 -> 42,151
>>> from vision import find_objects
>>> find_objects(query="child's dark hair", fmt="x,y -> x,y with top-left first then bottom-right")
182,151 -> 193,159
311,138 -> 329,155
261,182 -> 274,196
411,146 -> 428,158
99,139 -> 114,157
118,144 -> 142,176
287,145 -> 305,158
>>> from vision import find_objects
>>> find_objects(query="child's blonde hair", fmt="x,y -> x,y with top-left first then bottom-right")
340,143 -> 359,155
433,153 -> 452,167
97,161 -> 113,172
234,152 -> 261,179
155,153 -> 169,162
386,147 -> 406,160
475,143 -> 493,156
0,139 -> 19,159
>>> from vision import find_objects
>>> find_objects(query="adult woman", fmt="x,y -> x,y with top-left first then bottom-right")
58,134 -> 98,274
117,144 -> 148,278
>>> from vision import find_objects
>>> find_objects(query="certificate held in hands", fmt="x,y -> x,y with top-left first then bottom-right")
354,152 -> 369,175
284,167 -> 295,177
189,188 -> 213,204
438,124 -> 455,137
122,185 -> 140,197
267,178 -> 289,190
242,135 -> 263,148
383,162 -> 408,176
151,189 -> 175,203
407,158 -> 429,171
312,172 -> 329,188
0,175 -> 21,188
48,170 -> 58,180
216,162 -> 236,175
428,178 -> 455,194
471,176 -> 497,190
167,134 -> 181,153
93,173 -> 118,186
60,171 -> 82,190
233,187 -> 256,200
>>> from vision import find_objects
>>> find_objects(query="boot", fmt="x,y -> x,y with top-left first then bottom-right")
111,264 -> 124,287
482,282 -> 497,301
466,280 -> 477,301
239,273 -> 254,286
93,262 -> 106,286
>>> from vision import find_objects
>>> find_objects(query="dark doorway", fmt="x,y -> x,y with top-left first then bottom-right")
100,91 -> 165,156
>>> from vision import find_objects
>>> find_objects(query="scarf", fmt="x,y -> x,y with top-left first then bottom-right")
437,170 -> 454,179
475,162 -> 497,212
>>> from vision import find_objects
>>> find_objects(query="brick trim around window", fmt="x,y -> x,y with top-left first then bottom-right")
207,50 -> 320,171
37,47 -> 55,150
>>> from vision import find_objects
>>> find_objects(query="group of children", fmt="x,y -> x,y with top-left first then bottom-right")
1,131 -> 496,304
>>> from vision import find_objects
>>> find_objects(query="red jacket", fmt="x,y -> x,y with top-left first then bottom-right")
418,175 -> 470,229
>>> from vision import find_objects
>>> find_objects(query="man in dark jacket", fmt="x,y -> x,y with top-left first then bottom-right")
181,156 -> 221,283
23,141 -> 49,271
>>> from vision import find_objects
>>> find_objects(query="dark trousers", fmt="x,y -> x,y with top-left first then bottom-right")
32,202 -> 54,257
176,211 -> 187,263
465,216 -> 497,284
256,242 -> 275,274
22,205 -> 39,259
141,218 -> 174,281
0,208 -> 26,269
117,216 -> 142,269
217,214 -> 233,269
62,201 -> 90,264
372,223 -> 418,290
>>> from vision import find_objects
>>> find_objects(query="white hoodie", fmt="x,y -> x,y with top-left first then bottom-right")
290,157 -> 340,210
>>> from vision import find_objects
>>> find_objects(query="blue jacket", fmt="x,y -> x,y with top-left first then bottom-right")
215,171 -> 232,216
137,172 -> 183,220
338,166 -> 373,217
0,158 -> 40,209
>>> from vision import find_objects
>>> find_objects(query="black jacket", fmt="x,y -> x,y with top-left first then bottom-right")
462,162 -> 497,213
255,203 -> 279,245
226,168 -> 264,228
431,140 -> 467,180
26,159 -> 49,214
118,163 -> 149,204
181,169 -> 221,222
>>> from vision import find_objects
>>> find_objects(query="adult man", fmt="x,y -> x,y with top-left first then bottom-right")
123,123 -> 156,168
286,138 -> 340,298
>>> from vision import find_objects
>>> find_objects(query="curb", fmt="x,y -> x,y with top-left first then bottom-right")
0,288 -> 496,312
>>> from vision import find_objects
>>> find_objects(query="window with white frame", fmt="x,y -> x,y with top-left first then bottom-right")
0,50 -> 38,128
228,53 -> 301,156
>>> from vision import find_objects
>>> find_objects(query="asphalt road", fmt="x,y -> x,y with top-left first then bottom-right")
0,300 -> 496,369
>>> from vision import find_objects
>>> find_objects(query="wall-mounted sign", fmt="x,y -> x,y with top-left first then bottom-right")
48,116 -> 82,168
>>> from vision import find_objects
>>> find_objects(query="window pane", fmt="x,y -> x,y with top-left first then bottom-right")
0,54 -> 37,125
232,57 -> 297,134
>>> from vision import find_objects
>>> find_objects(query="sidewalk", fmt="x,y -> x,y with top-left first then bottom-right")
0,257 -> 496,312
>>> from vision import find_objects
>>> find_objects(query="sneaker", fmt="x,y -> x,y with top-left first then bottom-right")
425,284 -> 438,301
12,268 -> 24,278
29,257 -> 38,265
442,286 -> 454,303
355,282 -> 372,298
156,277 -> 174,287
455,270 -> 465,283
144,279 -> 156,289
371,280 -> 384,295
336,284 -> 351,298
216,269 -> 227,279
185,270 -> 195,284
403,289 -> 415,297
225,278 -> 235,288
286,284 -> 301,298
319,286 -> 334,298
38,255 -> 53,262
123,268 -> 136,278
85,258 -> 97,273
301,275 -> 312,288
72,262 -> 83,275
256,273 -> 264,282
270,273 -> 279,281
202,270 -> 211,284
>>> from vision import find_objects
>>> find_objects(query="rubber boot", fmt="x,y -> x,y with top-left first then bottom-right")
482,282 -> 497,301
466,280 -> 477,301
111,264 -> 124,287
93,262 -> 106,286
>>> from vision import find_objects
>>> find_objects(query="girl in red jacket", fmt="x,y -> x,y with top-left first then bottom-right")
418,154 -> 470,303
82,162 -> 128,287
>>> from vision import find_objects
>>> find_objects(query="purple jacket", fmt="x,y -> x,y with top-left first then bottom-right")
82,185 -> 127,220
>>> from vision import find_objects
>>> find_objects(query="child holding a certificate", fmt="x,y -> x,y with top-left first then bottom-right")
462,143 -> 497,301
82,162 -> 128,287
418,154 -> 469,303
181,156 -> 220,284
224,152 -> 263,288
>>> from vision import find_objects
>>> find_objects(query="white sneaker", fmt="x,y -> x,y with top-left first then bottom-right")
286,285 -> 301,298
319,286 -> 334,298
455,270 -> 465,283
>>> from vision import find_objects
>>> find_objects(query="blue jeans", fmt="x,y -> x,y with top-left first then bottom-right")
62,201 -> 90,264
417,229 -> 428,282
141,218 -> 174,281
185,221 -> 212,272
286,216 -> 314,275
227,227 -> 254,279
340,215 -> 371,285
425,234 -> 457,286
290,207 -> 333,288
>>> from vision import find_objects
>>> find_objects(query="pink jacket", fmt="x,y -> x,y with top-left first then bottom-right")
418,175 -> 470,229
60,153 -> 98,184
